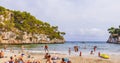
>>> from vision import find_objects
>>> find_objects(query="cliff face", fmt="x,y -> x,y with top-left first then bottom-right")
107,34 -> 120,44
107,26 -> 120,44
0,31 -> 65,44
0,6 -> 65,44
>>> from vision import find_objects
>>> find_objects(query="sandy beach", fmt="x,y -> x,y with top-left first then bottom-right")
0,49 -> 119,63
1,1 -> 120,63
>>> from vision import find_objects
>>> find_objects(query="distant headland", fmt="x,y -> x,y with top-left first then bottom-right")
0,6 -> 65,44
107,26 -> 120,44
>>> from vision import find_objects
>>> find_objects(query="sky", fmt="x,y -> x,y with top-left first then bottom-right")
0,0 -> 120,41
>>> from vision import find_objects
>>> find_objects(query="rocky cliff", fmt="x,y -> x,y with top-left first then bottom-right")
0,6 -> 65,44
107,34 -> 120,44
107,26 -> 120,44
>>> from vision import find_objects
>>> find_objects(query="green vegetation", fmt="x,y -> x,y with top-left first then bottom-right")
108,26 -> 120,35
0,6 -> 6,15
108,26 -> 120,40
107,26 -> 120,43
0,6 -> 65,40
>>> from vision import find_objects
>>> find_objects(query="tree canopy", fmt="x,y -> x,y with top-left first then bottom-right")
0,6 -> 65,40
108,26 -> 120,36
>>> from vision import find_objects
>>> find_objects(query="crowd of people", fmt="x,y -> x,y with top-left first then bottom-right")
44,45 -> 72,63
72,45 -> 98,56
0,44 -> 98,63
0,44 -> 73,63
3,53 -> 40,63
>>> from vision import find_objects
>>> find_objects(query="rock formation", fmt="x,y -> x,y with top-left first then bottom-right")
107,26 -> 120,44
0,6 -> 65,44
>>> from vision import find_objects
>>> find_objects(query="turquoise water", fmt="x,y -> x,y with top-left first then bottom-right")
0,41 -> 120,55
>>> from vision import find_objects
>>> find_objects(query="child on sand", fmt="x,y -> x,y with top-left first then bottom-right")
44,53 -> 49,59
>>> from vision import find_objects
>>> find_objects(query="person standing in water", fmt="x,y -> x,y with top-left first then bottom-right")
21,45 -> 24,53
74,46 -> 79,52
4,45 -> 7,52
44,44 -> 49,53
93,46 -> 97,52
68,48 -> 71,55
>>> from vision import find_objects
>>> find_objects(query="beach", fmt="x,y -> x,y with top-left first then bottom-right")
0,49 -> 119,63
0,1 -> 120,63
0,41 -> 120,63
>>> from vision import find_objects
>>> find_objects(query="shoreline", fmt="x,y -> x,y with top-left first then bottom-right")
0,41 -> 120,63
107,42 -> 120,44
27,50 -> 120,55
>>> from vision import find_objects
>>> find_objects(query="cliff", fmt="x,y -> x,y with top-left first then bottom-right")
107,26 -> 120,44
107,34 -> 120,44
0,6 -> 65,44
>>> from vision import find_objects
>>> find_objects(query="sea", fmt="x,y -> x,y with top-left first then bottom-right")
0,41 -> 120,56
